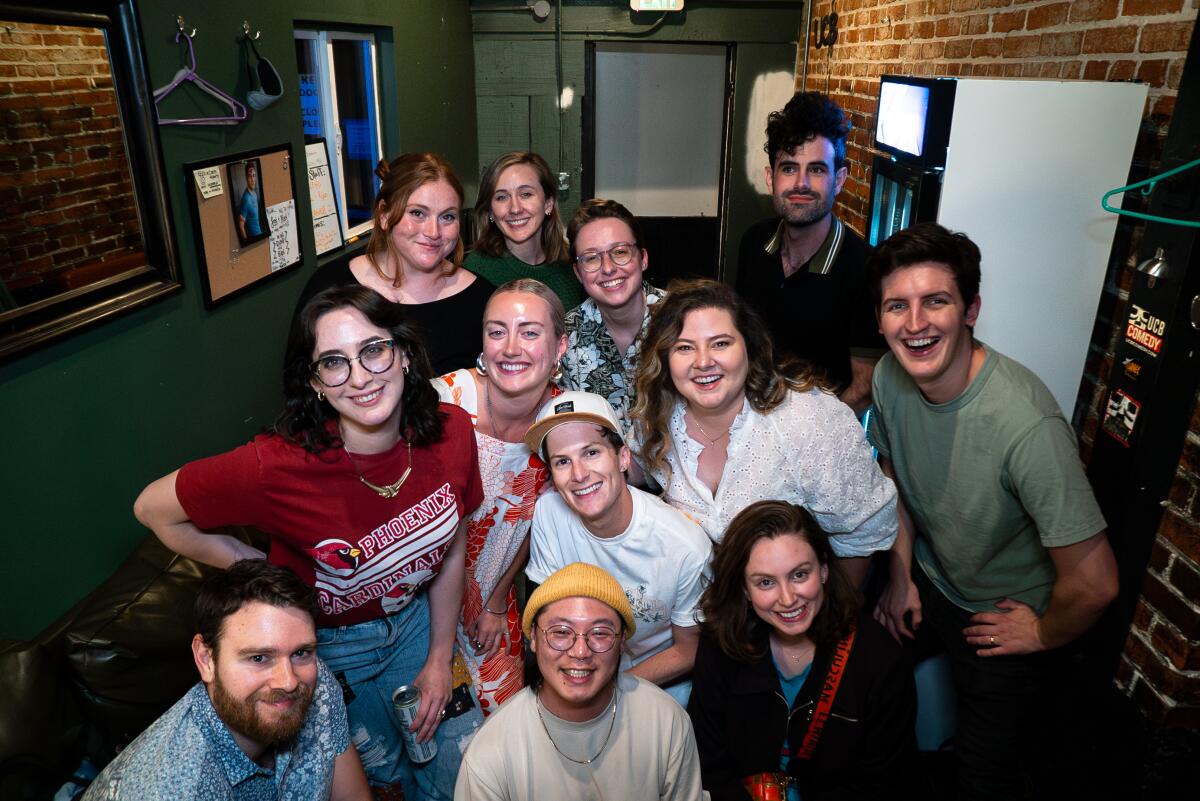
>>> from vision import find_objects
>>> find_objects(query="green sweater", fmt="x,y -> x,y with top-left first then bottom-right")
464,250 -> 585,311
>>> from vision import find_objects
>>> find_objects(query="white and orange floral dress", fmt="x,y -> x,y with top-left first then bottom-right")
434,369 -> 559,715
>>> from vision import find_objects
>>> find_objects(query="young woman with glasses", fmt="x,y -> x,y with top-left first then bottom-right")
464,152 -> 584,311
135,285 -> 484,799
296,152 -> 495,376
559,199 -> 666,434
433,279 -> 567,717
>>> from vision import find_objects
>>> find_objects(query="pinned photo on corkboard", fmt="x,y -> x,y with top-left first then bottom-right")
229,158 -> 269,248
186,144 -> 301,307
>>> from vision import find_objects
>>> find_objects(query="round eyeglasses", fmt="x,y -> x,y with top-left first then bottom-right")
311,339 -> 397,387
538,624 -> 621,653
574,243 -> 638,273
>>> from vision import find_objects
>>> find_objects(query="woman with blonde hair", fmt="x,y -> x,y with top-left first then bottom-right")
631,278 -> 897,585
465,151 -> 584,309
434,278 -> 567,715
297,152 -> 494,375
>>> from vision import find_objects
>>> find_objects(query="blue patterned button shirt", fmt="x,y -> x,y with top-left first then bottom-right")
561,282 -> 666,434
83,660 -> 349,801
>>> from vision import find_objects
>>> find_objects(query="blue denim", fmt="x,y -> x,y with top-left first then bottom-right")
317,594 -> 483,801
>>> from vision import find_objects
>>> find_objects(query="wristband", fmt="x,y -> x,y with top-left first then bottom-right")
483,605 -> 505,615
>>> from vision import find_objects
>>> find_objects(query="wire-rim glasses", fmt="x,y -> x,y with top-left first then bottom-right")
574,243 -> 638,273
538,624 -> 621,653
311,339 -> 397,387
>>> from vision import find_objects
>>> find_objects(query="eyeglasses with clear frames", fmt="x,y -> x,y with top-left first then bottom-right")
311,339 -> 397,387
538,624 -> 621,653
574,242 -> 638,273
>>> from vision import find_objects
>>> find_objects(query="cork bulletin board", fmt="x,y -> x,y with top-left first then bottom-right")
185,144 -> 301,306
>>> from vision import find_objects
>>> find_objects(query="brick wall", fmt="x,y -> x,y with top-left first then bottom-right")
799,0 -> 1199,724
0,21 -> 143,306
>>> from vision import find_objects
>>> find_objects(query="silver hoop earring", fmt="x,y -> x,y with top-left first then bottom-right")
475,353 -> 488,374
403,365 -> 409,375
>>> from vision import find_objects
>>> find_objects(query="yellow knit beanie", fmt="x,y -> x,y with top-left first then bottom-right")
521,562 -> 636,638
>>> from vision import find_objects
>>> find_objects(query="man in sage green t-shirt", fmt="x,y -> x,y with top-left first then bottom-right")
865,222 -> 1118,801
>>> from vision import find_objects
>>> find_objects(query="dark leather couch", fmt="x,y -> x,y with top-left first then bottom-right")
0,530 -> 266,800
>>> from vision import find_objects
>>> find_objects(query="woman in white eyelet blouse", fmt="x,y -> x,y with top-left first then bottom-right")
629,279 -> 898,566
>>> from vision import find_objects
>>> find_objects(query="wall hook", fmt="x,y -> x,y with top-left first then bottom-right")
176,16 -> 196,39
242,21 -> 261,41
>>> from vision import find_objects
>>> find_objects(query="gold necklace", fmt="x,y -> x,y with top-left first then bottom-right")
534,684 -> 619,766
343,441 -> 412,499
688,412 -> 730,447
484,379 -> 536,443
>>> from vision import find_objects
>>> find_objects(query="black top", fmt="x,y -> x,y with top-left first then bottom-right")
735,217 -> 884,391
688,614 -> 917,801
295,251 -> 496,377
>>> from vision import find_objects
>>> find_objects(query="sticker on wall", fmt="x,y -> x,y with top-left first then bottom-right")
1125,303 -> 1166,357
1121,358 -> 1144,381
1101,388 -> 1142,448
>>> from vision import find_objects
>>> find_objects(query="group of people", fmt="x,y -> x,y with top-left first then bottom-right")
83,91 -> 1119,801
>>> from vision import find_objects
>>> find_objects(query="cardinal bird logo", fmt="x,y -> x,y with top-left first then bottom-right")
308,539 -> 362,577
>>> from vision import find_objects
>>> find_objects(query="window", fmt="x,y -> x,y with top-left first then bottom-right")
294,29 -> 384,242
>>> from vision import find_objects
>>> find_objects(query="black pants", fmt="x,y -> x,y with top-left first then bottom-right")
910,569 -> 1066,801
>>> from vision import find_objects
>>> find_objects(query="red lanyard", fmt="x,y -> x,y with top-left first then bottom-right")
794,626 -> 856,761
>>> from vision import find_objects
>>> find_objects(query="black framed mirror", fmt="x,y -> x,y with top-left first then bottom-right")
0,1 -> 179,360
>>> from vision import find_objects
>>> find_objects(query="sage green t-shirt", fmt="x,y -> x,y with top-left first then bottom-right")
869,344 -> 1106,613
464,250 -> 585,310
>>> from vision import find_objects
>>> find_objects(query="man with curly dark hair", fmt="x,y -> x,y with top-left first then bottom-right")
735,91 -> 884,413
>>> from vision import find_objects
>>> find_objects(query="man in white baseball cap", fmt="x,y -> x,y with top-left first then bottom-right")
523,391 -> 712,705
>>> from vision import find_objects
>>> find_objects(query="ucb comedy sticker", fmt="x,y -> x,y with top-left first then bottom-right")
1101,388 -> 1141,448
1125,304 -> 1165,358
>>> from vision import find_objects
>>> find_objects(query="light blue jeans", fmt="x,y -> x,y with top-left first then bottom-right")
317,594 -> 483,800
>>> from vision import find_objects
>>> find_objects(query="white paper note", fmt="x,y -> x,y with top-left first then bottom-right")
194,167 -> 223,198
267,199 -> 299,272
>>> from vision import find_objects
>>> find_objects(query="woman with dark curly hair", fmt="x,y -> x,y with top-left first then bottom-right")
688,501 -> 917,801
135,285 -> 484,799
629,278 -> 896,584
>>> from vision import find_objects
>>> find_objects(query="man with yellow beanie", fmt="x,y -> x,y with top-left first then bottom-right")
453,563 -> 702,801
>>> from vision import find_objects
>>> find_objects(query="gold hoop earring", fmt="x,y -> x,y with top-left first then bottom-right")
316,390 -> 325,402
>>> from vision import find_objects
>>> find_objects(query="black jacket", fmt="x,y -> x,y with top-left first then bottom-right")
687,614 -> 917,801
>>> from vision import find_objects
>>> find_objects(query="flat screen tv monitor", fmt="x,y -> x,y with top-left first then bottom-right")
876,81 -> 929,158
873,75 -> 955,168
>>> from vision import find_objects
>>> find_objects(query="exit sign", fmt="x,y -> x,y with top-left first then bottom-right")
631,1 -> 684,10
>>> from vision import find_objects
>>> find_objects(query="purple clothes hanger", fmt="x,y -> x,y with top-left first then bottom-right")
154,31 -> 248,126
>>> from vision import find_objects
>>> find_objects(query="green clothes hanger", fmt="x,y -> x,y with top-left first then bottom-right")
1101,156 -> 1200,229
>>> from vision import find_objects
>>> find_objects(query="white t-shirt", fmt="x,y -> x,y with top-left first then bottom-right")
527,486 -> 712,667
454,673 -> 702,801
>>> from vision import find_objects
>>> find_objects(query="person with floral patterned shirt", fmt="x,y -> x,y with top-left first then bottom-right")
560,199 -> 666,434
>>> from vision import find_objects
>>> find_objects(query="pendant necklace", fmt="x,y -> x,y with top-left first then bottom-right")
484,379 -> 534,443
535,684 -> 619,766
688,411 -> 730,448
343,440 -> 412,499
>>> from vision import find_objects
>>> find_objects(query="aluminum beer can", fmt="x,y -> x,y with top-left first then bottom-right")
392,685 -> 438,764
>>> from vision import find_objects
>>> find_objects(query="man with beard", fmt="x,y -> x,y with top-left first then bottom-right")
454,563 -> 702,801
83,560 -> 370,801
736,92 -> 884,412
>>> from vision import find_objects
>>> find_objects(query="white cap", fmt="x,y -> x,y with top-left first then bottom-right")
524,391 -> 623,457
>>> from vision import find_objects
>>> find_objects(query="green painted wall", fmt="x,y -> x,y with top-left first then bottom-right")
0,0 -> 477,640
470,1 -> 802,275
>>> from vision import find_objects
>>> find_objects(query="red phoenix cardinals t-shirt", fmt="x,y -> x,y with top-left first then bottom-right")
177,403 -> 483,628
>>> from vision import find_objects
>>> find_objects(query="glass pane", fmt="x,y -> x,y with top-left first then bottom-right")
0,19 -> 145,310
331,39 -> 380,229
294,37 -> 325,138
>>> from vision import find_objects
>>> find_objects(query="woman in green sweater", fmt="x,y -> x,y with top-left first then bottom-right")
465,152 -> 584,310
